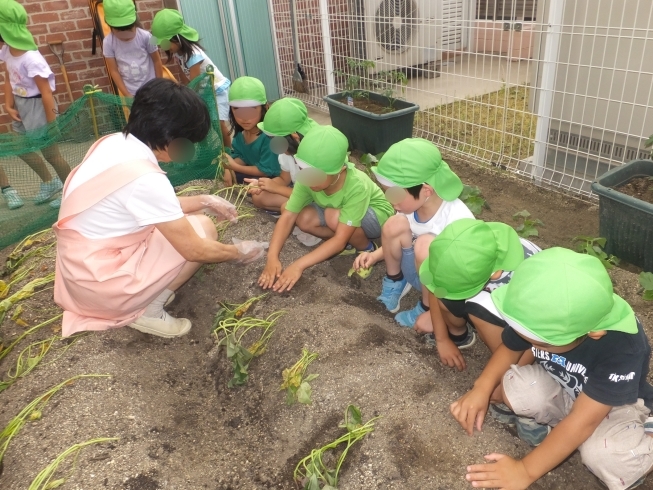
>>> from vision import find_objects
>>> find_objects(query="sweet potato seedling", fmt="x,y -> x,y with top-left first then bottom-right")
0,273 -> 55,325
460,185 -> 488,216
573,236 -> 620,270
213,293 -> 268,326
28,437 -> 118,490
213,308 -> 284,388
512,210 -> 543,238
5,229 -> 54,274
639,272 -> 653,301
280,349 -> 319,405
0,374 -> 110,465
0,314 -> 62,363
294,405 -> 380,490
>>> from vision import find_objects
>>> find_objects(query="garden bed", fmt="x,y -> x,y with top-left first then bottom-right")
0,157 -> 651,490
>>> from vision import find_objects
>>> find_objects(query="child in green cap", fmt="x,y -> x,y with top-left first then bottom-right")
352,138 -> 474,326
259,126 -> 394,292
0,1 -> 71,210
102,0 -> 163,98
221,76 -> 281,187
451,248 -> 653,490
151,9 -> 232,148
246,97 -> 318,212
418,219 -> 540,371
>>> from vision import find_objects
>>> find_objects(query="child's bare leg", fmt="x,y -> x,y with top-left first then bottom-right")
381,214 -> 413,275
251,190 -> 287,212
18,152 -> 53,182
41,145 -> 71,182
296,206 -> 334,238
0,168 -> 9,188
324,208 -> 369,249
220,121 -> 232,149
411,233 -> 438,329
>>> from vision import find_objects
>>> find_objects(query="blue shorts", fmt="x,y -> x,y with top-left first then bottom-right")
310,203 -> 382,239
400,245 -> 422,290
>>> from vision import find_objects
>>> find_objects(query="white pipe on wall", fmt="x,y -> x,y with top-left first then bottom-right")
318,0 -> 336,95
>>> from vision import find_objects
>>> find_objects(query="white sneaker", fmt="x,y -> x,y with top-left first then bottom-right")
2,188 -> 24,210
34,177 -> 63,204
292,226 -> 322,246
128,312 -> 191,338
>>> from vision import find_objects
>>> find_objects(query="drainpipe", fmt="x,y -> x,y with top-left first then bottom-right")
532,0 -> 565,183
318,0 -> 336,95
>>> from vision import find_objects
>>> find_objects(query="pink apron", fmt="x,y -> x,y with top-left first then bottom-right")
53,136 -> 189,337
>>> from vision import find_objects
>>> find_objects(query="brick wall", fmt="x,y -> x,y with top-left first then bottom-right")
0,0 -> 169,132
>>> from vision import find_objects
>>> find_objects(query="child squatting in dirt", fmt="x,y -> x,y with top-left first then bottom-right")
451,247 -> 653,490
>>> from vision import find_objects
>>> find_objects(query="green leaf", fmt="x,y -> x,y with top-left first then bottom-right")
286,388 -> 296,405
297,382 -> 313,405
513,210 -> 531,219
359,153 -> 377,165
325,469 -> 338,486
643,289 -> 653,301
375,151 -> 385,160
645,134 -> 653,148
44,479 -> 66,489
639,272 -> 653,291
323,486 -> 338,490
595,237 -> 607,247
304,373 -> 319,383
305,473 -> 321,490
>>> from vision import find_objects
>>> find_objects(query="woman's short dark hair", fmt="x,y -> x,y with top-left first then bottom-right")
124,78 -> 210,150
229,105 -> 268,135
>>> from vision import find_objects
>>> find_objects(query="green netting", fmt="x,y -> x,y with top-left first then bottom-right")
0,72 -> 224,249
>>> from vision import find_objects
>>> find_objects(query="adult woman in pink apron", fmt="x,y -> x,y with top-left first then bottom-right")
54,79 -> 266,338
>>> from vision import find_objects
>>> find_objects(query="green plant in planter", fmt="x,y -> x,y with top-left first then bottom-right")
334,58 -> 376,100
374,70 -> 408,112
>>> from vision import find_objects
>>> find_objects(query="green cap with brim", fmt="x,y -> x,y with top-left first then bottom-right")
151,9 -> 199,45
419,219 -> 524,300
103,0 -> 137,27
295,125 -> 348,175
0,0 -> 37,51
228,76 -> 267,107
257,98 -> 318,136
371,138 -> 463,201
491,247 -> 637,346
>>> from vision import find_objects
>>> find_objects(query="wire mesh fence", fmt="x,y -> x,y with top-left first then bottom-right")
269,0 -> 653,198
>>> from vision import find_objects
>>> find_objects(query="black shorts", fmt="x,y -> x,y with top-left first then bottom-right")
440,296 -> 507,329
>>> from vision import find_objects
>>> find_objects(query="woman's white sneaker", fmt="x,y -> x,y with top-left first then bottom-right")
129,312 -> 191,338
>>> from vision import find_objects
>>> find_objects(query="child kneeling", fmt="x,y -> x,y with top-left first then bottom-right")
259,126 -> 394,292
451,247 -> 653,490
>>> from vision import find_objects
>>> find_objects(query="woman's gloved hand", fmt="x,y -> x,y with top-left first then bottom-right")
201,195 -> 238,223
232,238 -> 268,264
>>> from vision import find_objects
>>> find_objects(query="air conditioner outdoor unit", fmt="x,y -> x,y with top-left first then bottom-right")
362,0 -> 441,74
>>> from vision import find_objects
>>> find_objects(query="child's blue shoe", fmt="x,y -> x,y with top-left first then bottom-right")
34,177 -> 63,204
376,276 -> 411,313
489,403 -> 551,447
394,300 -> 426,328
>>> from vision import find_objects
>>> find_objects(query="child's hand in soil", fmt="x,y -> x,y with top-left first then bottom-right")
272,263 -> 303,292
450,387 -> 489,436
353,251 -> 376,270
437,339 -> 466,371
466,454 -> 533,490
259,258 -> 283,289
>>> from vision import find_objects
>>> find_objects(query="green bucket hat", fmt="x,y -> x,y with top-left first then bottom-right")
419,219 -> 524,300
491,247 -> 637,346
103,0 -> 136,28
295,125 -> 348,175
151,9 -> 199,45
0,0 -> 37,51
257,98 -> 318,137
229,76 -> 267,108
371,138 -> 463,201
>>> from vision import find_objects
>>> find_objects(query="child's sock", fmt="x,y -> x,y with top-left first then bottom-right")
420,300 -> 430,312
386,271 -> 404,282
448,329 -> 468,342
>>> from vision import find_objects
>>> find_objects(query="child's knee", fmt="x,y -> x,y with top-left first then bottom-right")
323,208 -> 340,230
382,214 -> 410,238
196,214 -> 218,241
414,234 -> 436,261
251,191 -> 265,208
296,206 -> 319,230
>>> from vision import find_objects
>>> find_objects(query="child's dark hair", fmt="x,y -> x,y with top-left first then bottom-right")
406,184 -> 424,199
284,132 -> 304,155
229,105 -> 268,135
165,34 -> 205,64
124,78 -> 210,151
0,34 -> 4,43
108,21 -> 140,30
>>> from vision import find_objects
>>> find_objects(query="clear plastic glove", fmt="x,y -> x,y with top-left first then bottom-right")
201,195 -> 238,223
232,238 -> 268,264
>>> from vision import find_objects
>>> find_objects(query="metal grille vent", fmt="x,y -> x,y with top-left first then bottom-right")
375,0 -> 418,53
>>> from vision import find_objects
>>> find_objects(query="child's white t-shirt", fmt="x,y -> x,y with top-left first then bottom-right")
102,28 -> 157,95
0,45 -> 55,97
278,154 -> 300,182
174,46 -> 229,91
404,198 -> 475,238
65,133 -> 184,239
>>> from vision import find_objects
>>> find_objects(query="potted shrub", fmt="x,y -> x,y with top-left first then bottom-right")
591,152 -> 653,271
324,58 -> 419,154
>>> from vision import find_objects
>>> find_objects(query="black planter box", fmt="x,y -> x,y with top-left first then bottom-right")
591,159 -> 653,271
324,92 -> 419,155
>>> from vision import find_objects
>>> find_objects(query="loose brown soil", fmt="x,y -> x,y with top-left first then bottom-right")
0,157 -> 652,490
337,96 -> 397,115
616,176 -> 653,205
